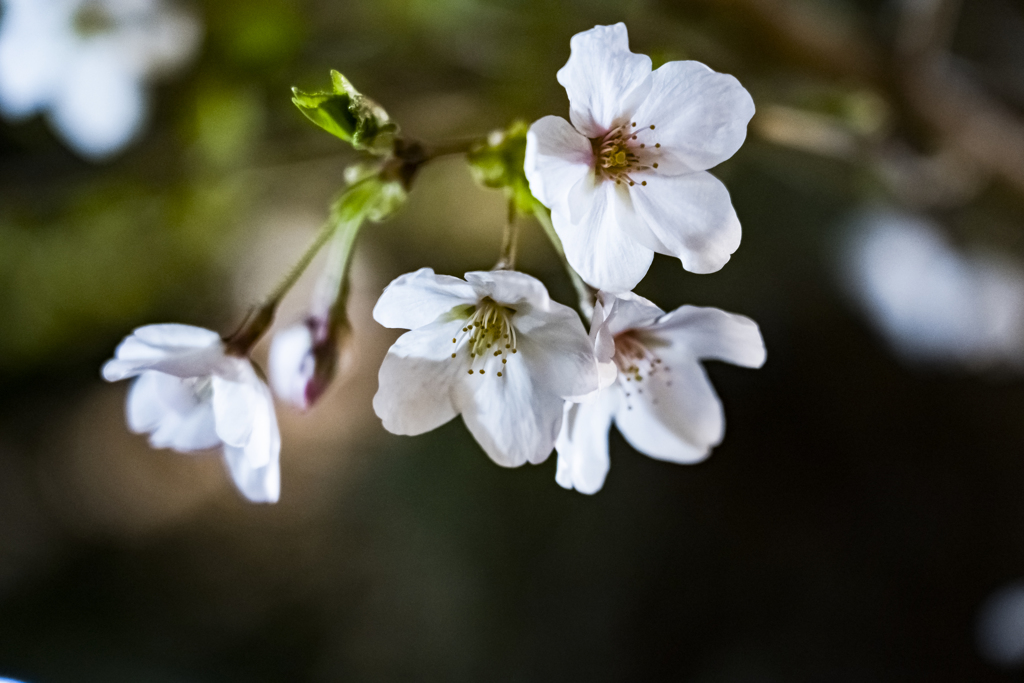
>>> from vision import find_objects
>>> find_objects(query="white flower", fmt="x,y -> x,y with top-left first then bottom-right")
842,210 -> 1024,369
102,324 -> 281,503
372,267 -> 599,467
0,0 -> 201,159
525,23 -> 754,293
555,291 -> 765,494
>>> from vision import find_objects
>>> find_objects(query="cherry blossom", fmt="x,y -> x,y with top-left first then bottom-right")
102,324 -> 281,503
525,23 -> 754,292
555,291 -> 765,494
372,268 -> 599,467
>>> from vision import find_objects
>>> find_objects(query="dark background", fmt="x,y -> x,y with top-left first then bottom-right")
2,0 -> 1024,680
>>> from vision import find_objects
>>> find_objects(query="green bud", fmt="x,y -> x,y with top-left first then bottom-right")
292,70 -> 398,154
467,121 -> 535,215
332,172 -> 407,227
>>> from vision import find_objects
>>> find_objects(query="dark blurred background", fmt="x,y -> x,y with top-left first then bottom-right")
3,0 -> 1024,680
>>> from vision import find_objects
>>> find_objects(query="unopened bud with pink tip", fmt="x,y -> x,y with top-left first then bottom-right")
269,313 -> 350,410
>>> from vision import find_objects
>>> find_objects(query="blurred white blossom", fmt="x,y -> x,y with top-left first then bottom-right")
556,291 -> 765,494
842,210 -> 1024,369
525,22 -> 754,292
977,581 -> 1024,668
372,268 -> 598,467
102,324 -> 281,503
0,0 -> 201,158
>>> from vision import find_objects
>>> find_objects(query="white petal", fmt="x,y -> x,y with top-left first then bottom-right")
268,323 -> 315,409
598,291 -> 664,336
222,384 -> 281,503
514,303 -> 598,400
632,60 -> 754,173
524,115 -> 593,209
614,350 -> 723,464
50,46 -> 146,158
554,178 -> 654,293
651,305 -> 766,368
631,171 -> 741,274
556,23 -> 652,137
455,360 -> 564,467
132,324 -> 222,350
126,371 -> 220,452
373,267 -> 478,330
589,297 -> 617,366
211,368 -> 260,451
464,270 -> 551,309
373,320 -> 463,435
102,327 -> 225,382
554,390 -> 617,494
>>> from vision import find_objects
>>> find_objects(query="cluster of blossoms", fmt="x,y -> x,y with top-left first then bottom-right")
102,23 -> 765,502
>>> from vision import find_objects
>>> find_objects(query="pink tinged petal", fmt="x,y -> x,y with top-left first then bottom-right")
373,267 -> 478,330
455,358 -> 564,467
524,115 -> 593,209
650,305 -> 766,368
613,351 -> 724,464
211,371 -> 260,451
554,180 -> 654,293
598,291 -> 664,336
514,303 -> 599,400
464,270 -> 552,309
268,324 -> 315,409
556,23 -> 653,137
51,46 -> 146,158
588,299 -> 618,388
630,170 -> 741,274
555,390 -> 617,494
372,320 -> 464,436
632,60 -> 754,173
222,384 -> 281,503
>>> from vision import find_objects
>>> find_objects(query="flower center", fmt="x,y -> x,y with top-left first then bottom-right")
450,297 -> 518,378
613,331 -> 671,408
184,376 -> 214,403
593,121 -> 662,187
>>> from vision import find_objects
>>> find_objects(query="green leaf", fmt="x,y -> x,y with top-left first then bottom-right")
291,70 -> 398,154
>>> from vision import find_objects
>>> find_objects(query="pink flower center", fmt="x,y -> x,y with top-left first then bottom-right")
593,121 -> 662,187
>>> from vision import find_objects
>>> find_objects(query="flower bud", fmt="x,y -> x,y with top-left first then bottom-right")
268,316 -> 346,410
291,70 -> 397,155
467,121 -> 534,213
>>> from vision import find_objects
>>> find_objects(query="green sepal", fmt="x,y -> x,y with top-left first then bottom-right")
466,121 -> 535,215
292,70 -> 398,155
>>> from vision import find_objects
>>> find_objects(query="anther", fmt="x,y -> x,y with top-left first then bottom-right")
652,163 -> 658,169
655,143 -> 660,148
640,144 -> 645,148
452,338 -> 456,343
480,370 -> 485,375
641,181 -> 647,186
451,353 -> 456,358
497,372 -> 502,377
493,350 -> 501,356
502,359 -> 507,364
649,124 -> 655,129
629,181 -> 635,186
631,122 -> 636,127
512,349 -> 517,354
468,370 -> 474,374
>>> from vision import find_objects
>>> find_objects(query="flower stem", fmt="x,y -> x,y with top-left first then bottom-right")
531,201 -> 595,322
493,198 -> 519,270
224,213 -> 340,355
